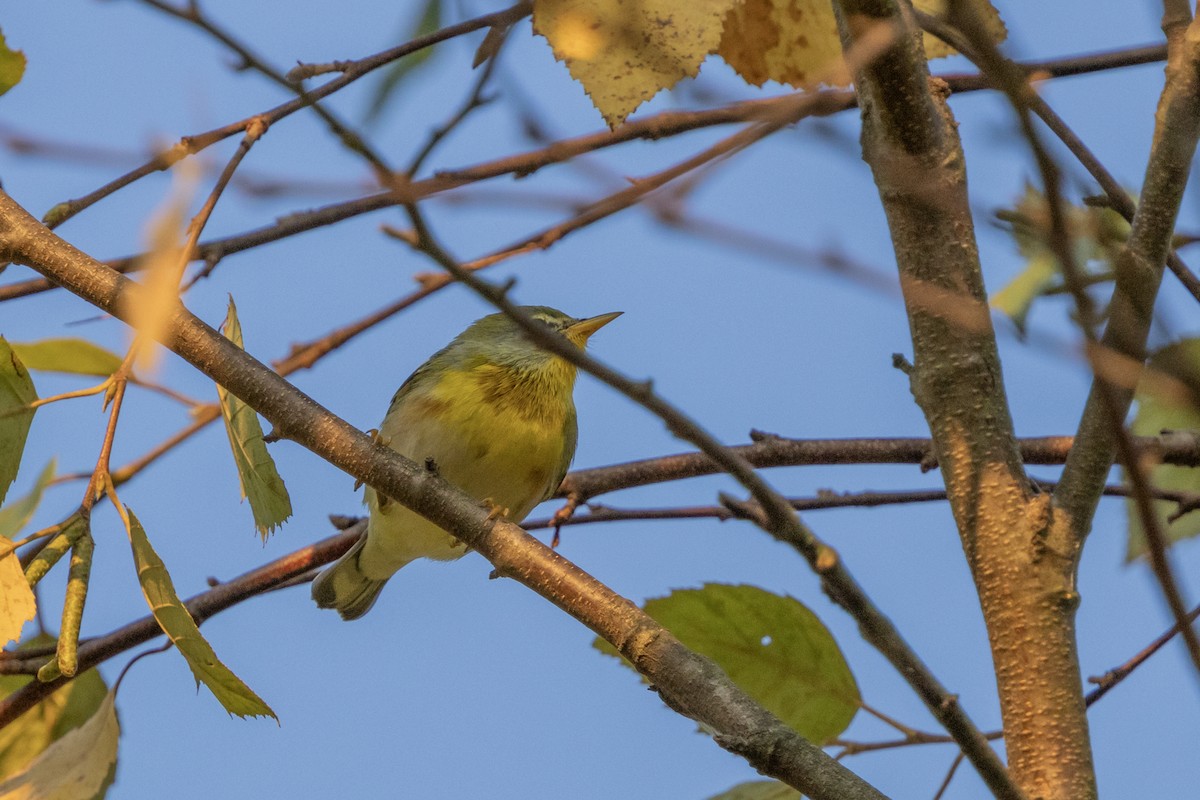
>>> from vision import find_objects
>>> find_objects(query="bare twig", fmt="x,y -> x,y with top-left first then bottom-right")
136,0 -> 393,178
3,41 -> 1178,304
1085,601 -> 1200,705
33,2 -> 530,230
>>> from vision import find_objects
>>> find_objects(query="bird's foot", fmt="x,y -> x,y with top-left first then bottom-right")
549,495 -> 581,549
354,429 -> 393,490
481,498 -> 511,521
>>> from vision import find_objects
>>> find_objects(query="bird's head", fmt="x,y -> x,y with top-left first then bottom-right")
454,306 -> 621,368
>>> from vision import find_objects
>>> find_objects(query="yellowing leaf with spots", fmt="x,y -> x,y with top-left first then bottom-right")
0,553 -> 35,647
534,0 -> 743,127
719,0 -> 1006,88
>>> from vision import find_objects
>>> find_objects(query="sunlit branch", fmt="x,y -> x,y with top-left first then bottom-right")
402,201 -> 1016,797
0,189 -> 889,800
1049,7 -> 1200,677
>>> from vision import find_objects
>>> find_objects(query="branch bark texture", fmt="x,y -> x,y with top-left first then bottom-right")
836,1 -> 1098,797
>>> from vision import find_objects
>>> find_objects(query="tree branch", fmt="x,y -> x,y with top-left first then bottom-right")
399,203 -> 1020,799
1,41 -> 1177,304
835,0 -> 1095,796
1049,5 -> 1200,676
0,190 -> 887,800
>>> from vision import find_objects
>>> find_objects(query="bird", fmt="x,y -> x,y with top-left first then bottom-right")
311,306 -> 621,620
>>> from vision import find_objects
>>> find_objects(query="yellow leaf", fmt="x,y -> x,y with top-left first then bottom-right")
718,0 -> 1006,88
0,29 -> 25,99
534,0 -> 743,127
0,553 -> 35,647
1126,340 -> 1200,560
0,691 -> 118,800
128,171 -> 196,374
11,339 -> 123,378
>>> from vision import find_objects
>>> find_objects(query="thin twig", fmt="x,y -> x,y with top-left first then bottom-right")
932,754 -> 965,800
137,0 -> 393,178
521,479 -> 1200,532
1084,601 -> 1200,705
33,2 -> 530,230
2,41 -> 1177,305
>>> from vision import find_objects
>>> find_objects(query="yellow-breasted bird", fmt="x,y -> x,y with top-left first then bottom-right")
312,306 -> 621,620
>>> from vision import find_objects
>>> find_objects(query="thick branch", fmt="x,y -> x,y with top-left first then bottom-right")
836,1 -> 1095,796
0,191 -> 885,800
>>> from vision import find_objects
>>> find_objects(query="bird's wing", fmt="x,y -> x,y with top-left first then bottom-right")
544,404 -> 578,502
385,362 -> 432,414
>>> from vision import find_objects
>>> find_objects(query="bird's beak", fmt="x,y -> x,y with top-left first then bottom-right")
566,311 -> 622,345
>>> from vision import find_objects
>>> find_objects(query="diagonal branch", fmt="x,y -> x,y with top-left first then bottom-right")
399,204 -> 1020,799
0,190 -> 887,800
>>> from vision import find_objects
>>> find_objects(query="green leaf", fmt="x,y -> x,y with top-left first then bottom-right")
11,339 -> 123,377
0,634 -> 110,785
217,298 -> 292,540
364,0 -> 441,123
0,29 -> 25,98
595,583 -> 859,744
0,337 -> 38,506
124,506 -> 276,719
0,459 -> 55,540
0,689 -> 118,800
706,781 -> 802,800
991,186 -> 1130,333
1126,339 -> 1200,560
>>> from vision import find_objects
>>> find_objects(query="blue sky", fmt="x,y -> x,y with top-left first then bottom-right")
2,0 -> 1198,798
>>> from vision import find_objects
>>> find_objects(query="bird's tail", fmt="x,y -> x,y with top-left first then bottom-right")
311,535 -> 388,621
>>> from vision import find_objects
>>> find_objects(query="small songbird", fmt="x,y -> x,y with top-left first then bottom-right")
312,306 -> 621,620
